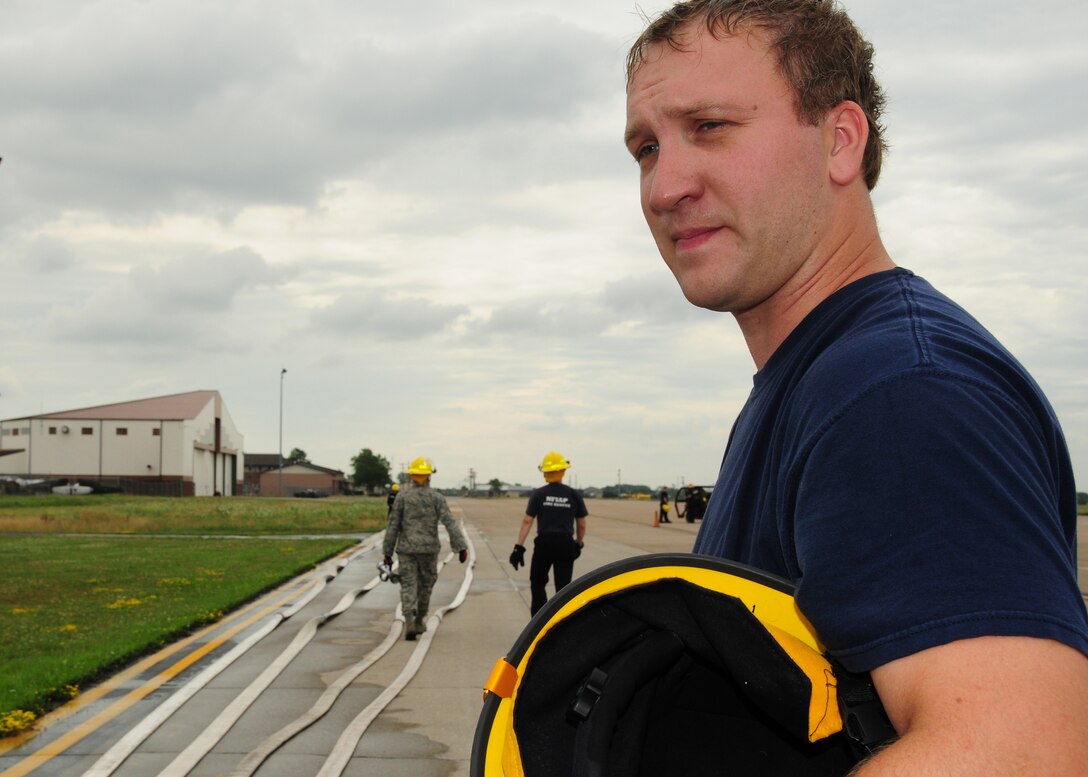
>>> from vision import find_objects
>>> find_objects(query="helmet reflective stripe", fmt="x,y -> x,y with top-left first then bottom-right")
471,553 -> 893,776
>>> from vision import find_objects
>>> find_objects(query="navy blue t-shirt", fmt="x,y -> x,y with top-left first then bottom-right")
694,269 -> 1088,673
526,482 -> 588,535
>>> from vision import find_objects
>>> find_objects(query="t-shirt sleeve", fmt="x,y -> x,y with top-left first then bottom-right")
791,371 -> 1087,673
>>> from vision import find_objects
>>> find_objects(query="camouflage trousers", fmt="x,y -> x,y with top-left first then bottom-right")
397,552 -> 439,629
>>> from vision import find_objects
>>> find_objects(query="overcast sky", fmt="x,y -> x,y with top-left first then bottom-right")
1,0 -> 1085,492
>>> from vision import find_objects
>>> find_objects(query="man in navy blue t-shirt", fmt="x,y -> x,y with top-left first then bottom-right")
625,1 -> 1088,772
509,451 -> 588,615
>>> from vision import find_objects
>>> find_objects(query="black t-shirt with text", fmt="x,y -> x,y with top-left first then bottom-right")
526,482 -> 588,535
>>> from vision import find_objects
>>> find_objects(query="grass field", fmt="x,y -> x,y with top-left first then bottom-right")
0,494 -> 388,735
0,493 -> 387,535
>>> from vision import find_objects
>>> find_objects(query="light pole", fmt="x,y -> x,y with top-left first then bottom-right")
278,368 -> 286,497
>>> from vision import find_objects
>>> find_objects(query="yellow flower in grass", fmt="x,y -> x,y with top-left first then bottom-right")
197,609 -> 224,625
58,624 -> 79,633
10,608 -> 35,615
105,598 -> 143,609
0,709 -> 37,735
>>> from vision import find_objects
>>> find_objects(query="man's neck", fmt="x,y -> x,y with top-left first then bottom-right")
736,227 -> 894,370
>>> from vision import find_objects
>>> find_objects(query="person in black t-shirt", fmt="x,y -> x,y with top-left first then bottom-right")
386,483 -> 399,516
509,451 -> 588,615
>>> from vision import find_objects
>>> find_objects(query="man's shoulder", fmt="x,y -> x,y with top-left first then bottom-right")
542,482 -> 581,498
750,269 -> 1052,450
529,482 -> 570,498
793,270 -> 1014,399
405,484 -> 437,501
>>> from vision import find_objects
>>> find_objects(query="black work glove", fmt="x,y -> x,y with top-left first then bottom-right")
509,544 -> 526,570
383,555 -> 393,568
573,540 -> 583,560
459,548 -> 468,564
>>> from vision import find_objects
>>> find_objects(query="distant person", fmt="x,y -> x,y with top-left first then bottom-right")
509,452 -> 588,615
658,485 -> 671,523
687,485 -> 707,522
386,483 -> 399,516
383,457 -> 468,641
625,0 -> 1088,770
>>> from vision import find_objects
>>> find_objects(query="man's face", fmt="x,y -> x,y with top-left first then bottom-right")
624,24 -> 831,315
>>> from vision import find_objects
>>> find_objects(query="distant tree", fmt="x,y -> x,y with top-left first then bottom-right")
488,478 -> 503,497
610,484 -> 652,497
1078,491 -> 1088,507
351,448 -> 392,491
602,486 -> 620,499
286,448 -> 308,464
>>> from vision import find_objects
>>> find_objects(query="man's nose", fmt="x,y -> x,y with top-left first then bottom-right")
645,145 -> 703,212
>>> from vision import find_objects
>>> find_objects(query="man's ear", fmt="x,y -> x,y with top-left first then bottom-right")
827,101 -> 868,186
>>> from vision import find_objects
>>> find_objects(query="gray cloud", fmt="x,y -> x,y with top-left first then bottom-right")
601,273 -> 720,325
310,289 -> 469,341
48,245 -> 281,347
465,272 -> 716,342
465,300 -> 609,340
130,246 -> 280,312
0,3 -> 624,226
20,236 -> 79,272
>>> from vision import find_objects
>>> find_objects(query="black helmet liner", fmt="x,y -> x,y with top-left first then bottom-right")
471,553 -> 893,777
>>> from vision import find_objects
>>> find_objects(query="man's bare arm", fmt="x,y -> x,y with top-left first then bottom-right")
516,515 -> 534,547
852,635 -> 1088,776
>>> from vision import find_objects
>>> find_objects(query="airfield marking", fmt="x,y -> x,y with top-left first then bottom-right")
0,580 -> 313,777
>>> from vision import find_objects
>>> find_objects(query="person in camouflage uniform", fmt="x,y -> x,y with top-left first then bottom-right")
383,457 -> 468,640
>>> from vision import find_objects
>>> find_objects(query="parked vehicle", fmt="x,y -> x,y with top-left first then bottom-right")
674,485 -> 712,523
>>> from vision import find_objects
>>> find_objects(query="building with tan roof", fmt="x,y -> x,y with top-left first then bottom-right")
0,390 -> 243,496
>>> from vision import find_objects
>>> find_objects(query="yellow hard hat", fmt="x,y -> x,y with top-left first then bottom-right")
538,451 -> 571,473
408,457 -> 436,475
392,484 -> 400,492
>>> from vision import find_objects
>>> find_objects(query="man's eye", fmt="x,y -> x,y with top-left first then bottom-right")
634,142 -> 658,161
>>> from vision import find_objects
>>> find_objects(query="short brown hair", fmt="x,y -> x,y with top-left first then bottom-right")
627,0 -> 887,190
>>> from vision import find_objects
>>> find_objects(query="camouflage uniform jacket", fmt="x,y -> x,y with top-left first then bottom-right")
383,482 -> 468,556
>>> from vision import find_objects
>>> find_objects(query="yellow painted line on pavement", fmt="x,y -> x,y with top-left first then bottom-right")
0,581 -> 310,777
